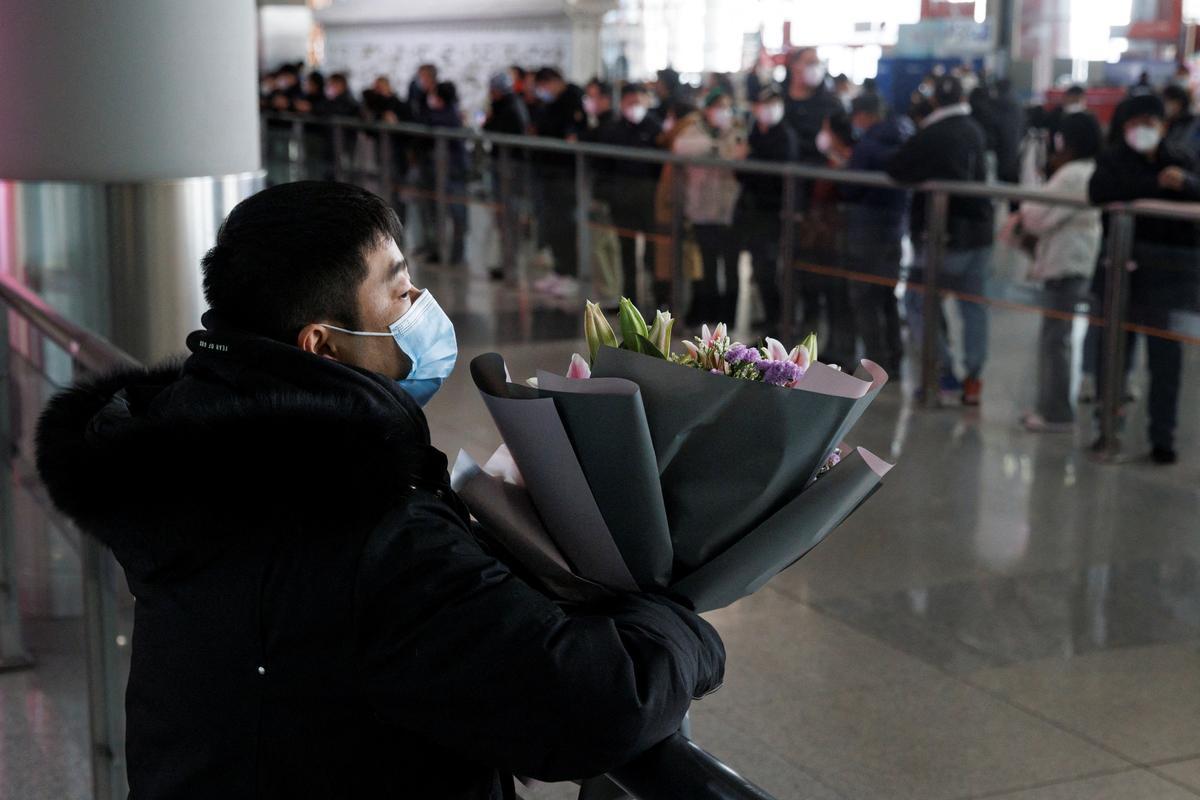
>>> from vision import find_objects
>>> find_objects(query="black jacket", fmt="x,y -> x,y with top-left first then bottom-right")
35,316 -> 725,800
886,110 -> 994,250
783,87 -> 843,164
736,120 -> 799,218
534,85 -> 586,170
1089,140 -> 1200,250
842,116 -> 911,229
593,115 -> 663,201
483,93 -> 531,137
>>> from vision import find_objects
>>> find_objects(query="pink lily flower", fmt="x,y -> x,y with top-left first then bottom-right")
566,353 -> 592,379
700,323 -> 728,348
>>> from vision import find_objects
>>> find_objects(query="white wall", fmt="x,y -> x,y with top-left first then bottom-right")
259,5 -> 314,71
322,21 -> 571,117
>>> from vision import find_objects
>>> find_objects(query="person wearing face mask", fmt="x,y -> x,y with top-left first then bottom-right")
35,181 -> 726,799
1162,84 -> 1200,160
841,93 -> 914,377
422,81 -> 469,265
581,78 -> 615,135
531,67 -> 587,294
594,83 -> 665,307
734,87 -> 798,335
1088,93 -> 1200,464
783,47 -> 846,164
673,89 -> 748,324
888,75 -> 994,406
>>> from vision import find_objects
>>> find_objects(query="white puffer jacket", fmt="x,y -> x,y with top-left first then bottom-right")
1019,159 -> 1102,282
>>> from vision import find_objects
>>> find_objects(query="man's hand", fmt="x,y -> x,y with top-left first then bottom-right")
1158,166 -> 1189,192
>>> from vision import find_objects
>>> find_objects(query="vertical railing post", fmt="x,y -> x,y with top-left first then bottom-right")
434,135 -> 450,266
332,122 -> 346,183
1095,208 -> 1134,461
670,158 -> 687,316
498,144 -> 519,280
291,119 -> 306,181
778,173 -> 797,344
82,532 -> 127,800
0,305 -> 33,672
575,151 -> 593,296
921,190 -> 949,408
379,130 -> 394,208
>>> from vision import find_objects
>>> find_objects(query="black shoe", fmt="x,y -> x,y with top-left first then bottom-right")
488,267 -> 505,281
1150,446 -> 1178,465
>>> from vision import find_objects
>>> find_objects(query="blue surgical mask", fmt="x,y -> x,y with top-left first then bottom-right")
324,290 -> 457,407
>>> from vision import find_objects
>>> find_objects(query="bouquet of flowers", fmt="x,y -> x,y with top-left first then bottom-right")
452,299 -> 892,612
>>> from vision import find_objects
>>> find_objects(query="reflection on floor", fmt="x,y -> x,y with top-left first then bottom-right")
4,252 -> 1200,800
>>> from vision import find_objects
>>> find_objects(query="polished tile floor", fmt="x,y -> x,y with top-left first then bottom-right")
3,230 -> 1199,799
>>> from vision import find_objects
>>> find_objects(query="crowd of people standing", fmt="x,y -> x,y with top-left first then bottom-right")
261,55 -> 1200,464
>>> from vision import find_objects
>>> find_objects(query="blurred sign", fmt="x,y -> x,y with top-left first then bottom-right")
921,0 -> 977,19
895,18 -> 992,56
1126,0 -> 1183,42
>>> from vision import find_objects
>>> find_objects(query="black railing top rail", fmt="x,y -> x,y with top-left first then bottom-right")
0,271 -> 136,375
263,110 -> 1200,219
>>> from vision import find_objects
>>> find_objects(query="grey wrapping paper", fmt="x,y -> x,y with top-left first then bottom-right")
535,370 -> 673,588
591,346 -> 888,576
471,353 -> 639,592
669,447 -> 892,613
450,450 -> 608,604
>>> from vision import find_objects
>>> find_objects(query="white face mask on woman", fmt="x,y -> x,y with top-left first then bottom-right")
1125,124 -> 1162,154
708,107 -> 733,130
624,104 -> 648,125
756,103 -> 784,127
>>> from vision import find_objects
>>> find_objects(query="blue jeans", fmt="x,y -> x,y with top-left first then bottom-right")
906,246 -> 992,380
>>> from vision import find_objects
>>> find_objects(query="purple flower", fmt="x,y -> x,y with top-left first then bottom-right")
755,358 -> 802,386
726,343 -> 760,365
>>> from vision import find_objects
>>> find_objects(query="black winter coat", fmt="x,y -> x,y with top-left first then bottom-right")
483,93 -> 531,137
35,316 -> 725,800
593,115 -> 663,202
1088,140 -> 1200,249
886,111 -> 994,250
842,116 -> 912,230
736,121 -> 799,219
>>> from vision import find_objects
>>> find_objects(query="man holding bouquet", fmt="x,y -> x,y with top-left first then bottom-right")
36,181 -> 724,799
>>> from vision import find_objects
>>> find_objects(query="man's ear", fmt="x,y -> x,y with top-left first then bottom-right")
297,324 -> 339,360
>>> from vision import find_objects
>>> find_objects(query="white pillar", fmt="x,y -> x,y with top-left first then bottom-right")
0,0 -> 263,363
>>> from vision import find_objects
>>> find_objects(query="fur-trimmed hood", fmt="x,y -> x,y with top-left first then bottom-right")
36,314 -> 451,579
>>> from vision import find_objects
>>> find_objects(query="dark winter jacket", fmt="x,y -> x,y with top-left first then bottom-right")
1088,140 -> 1200,249
35,314 -> 725,800
424,104 -> 469,180
783,86 -> 844,164
483,93 -> 531,137
593,115 -> 664,201
886,108 -> 994,251
736,120 -> 799,219
842,115 -> 912,232
534,84 -> 587,170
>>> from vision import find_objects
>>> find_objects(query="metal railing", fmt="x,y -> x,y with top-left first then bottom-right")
0,270 -> 777,800
262,110 -> 1200,461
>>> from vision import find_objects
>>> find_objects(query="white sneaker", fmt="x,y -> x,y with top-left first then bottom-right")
1021,411 -> 1075,433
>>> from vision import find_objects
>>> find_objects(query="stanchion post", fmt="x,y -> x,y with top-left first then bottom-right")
379,130 -> 394,206
332,122 -> 346,183
0,305 -> 33,672
669,160 -> 687,316
498,145 -> 518,279
1096,209 -> 1134,461
921,190 -> 948,409
778,174 -> 797,343
82,533 -> 127,800
434,136 -> 450,266
291,119 -> 305,181
575,151 -> 593,295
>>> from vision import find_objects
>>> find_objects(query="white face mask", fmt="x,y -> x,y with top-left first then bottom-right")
623,104 -> 648,125
816,129 -> 833,155
1063,102 -> 1087,114
1125,124 -> 1162,154
804,64 -> 825,88
756,103 -> 784,127
709,107 -> 733,130
583,96 -> 598,117
959,75 -> 979,95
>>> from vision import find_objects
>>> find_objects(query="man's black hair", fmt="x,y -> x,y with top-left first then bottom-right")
1163,83 -> 1191,107
535,67 -> 564,84
850,92 -> 884,118
510,65 -> 526,79
201,181 -> 404,344
620,82 -> 645,99
1059,112 -> 1102,160
934,75 -> 964,107
307,71 -> 326,94
329,72 -> 349,87
1065,85 -> 1086,98
827,112 -> 855,147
